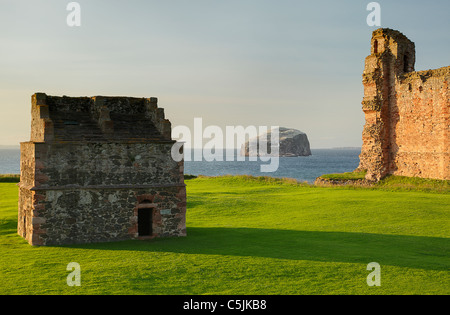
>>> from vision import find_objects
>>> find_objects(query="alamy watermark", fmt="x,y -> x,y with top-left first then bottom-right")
66,2 -> 381,27
367,2 -> 381,27
67,262 -> 81,287
63,1 -> 382,173
66,2 -> 81,27
66,2 -> 382,29
171,118 -> 280,173
366,262 -> 381,287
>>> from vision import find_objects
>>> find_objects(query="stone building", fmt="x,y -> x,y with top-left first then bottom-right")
357,28 -> 449,181
18,93 -> 186,246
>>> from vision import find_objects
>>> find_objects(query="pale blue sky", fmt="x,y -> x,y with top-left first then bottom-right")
0,0 -> 449,148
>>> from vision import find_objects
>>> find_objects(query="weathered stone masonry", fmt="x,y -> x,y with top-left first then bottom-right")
18,93 -> 186,246
357,29 -> 449,181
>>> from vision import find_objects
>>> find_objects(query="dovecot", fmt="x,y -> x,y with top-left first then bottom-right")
18,93 -> 186,246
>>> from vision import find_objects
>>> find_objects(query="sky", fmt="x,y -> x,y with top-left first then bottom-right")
0,0 -> 449,148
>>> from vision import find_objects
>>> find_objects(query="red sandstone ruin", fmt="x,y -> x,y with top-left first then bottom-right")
357,28 -> 449,181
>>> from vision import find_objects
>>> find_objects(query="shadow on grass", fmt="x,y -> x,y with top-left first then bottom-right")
65,227 -> 449,271
0,219 -> 17,236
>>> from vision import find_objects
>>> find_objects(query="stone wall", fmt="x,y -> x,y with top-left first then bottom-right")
17,187 -> 34,244
357,29 -> 449,181
19,94 -> 186,246
29,93 -> 172,143
19,142 -> 35,188
24,186 -> 186,246
30,142 -> 183,189
390,68 -> 449,179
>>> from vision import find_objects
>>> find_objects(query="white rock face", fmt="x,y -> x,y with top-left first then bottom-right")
241,127 -> 311,157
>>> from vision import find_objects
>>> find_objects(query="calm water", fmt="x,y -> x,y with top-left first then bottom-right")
0,148 -> 361,183
185,149 -> 361,183
0,149 -> 20,175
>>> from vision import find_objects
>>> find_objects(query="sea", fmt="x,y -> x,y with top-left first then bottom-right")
0,147 -> 361,184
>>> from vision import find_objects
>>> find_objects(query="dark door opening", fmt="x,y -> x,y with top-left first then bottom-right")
138,208 -> 153,236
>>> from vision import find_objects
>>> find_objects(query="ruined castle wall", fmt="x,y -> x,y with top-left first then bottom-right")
358,29 -> 449,181
390,68 -> 449,179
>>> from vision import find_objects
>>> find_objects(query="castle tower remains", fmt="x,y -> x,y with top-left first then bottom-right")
357,29 -> 449,181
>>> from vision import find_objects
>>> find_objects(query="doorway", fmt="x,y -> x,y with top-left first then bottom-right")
138,208 -> 153,236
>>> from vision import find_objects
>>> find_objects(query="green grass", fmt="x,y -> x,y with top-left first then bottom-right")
0,176 -> 449,295
319,171 -> 449,193
320,171 -> 367,181
377,175 -> 450,193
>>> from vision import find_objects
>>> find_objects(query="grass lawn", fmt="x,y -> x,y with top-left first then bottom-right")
320,171 -> 367,181
0,176 -> 449,295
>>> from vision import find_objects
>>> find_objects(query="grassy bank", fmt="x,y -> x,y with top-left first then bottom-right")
317,172 -> 449,193
0,176 -> 449,294
376,175 -> 450,192
320,171 -> 367,181
0,174 -> 20,183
